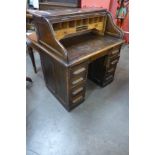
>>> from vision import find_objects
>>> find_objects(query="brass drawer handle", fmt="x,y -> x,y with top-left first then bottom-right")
111,59 -> 119,65
106,75 -> 113,80
72,77 -> 84,85
73,67 -> 86,75
112,50 -> 119,55
72,87 -> 84,95
72,96 -> 83,104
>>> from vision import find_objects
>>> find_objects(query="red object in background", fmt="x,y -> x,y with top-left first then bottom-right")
109,0 -> 129,43
81,0 -> 111,10
80,0 -> 129,43
121,12 -> 129,43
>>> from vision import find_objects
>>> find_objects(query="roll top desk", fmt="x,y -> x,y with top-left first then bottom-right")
28,8 -> 124,111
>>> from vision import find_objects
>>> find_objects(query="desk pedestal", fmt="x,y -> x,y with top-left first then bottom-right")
40,45 -> 121,111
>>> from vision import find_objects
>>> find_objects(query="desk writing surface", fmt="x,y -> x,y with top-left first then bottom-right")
26,32 -> 124,65
60,32 -> 123,62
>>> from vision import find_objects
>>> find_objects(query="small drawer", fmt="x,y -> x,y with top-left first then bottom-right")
105,74 -> 114,81
109,56 -> 120,67
110,58 -> 119,65
109,49 -> 120,59
102,77 -> 114,87
73,67 -> 86,75
105,67 -> 116,76
107,67 -> 116,73
107,45 -> 120,57
70,75 -> 85,87
71,85 -> 85,96
70,63 -> 88,78
72,77 -> 84,85
111,49 -> 120,55
71,94 -> 84,105
105,56 -> 119,69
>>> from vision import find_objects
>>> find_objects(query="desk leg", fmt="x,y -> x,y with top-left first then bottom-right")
28,47 -> 37,73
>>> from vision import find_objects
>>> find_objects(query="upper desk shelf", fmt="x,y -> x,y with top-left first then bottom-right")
28,8 -> 124,65
53,15 -> 106,40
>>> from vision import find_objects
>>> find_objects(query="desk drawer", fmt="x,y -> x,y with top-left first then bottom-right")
70,75 -> 86,88
110,58 -> 119,65
107,67 -> 116,74
70,62 -> 88,78
105,56 -> 119,69
107,45 -> 121,58
105,66 -> 116,77
109,49 -> 120,59
108,56 -> 120,68
71,85 -> 85,97
71,93 -> 85,105
102,77 -> 114,87
105,74 -> 114,81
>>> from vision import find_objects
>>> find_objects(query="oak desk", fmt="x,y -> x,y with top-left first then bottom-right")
27,8 -> 124,111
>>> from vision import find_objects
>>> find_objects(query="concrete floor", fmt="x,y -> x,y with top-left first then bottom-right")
26,45 -> 129,155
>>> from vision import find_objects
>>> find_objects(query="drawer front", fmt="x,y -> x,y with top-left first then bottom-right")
104,74 -> 114,81
70,62 -> 88,78
107,45 -> 121,59
72,67 -> 86,75
107,67 -> 116,74
110,58 -> 119,67
70,93 -> 85,105
111,49 -> 120,55
102,77 -> 114,87
109,49 -> 120,59
70,75 -> 86,88
108,56 -> 120,68
105,56 -> 119,69
105,66 -> 116,77
71,84 -> 85,97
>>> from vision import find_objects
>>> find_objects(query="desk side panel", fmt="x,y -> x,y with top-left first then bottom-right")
105,12 -> 124,38
40,52 -> 69,108
33,16 -> 68,61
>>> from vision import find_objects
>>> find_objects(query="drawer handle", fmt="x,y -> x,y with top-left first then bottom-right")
72,87 -> 84,95
112,50 -> 119,55
111,59 -> 119,65
106,75 -> 113,80
73,67 -> 86,75
108,68 -> 115,73
72,96 -> 83,104
72,77 -> 84,85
